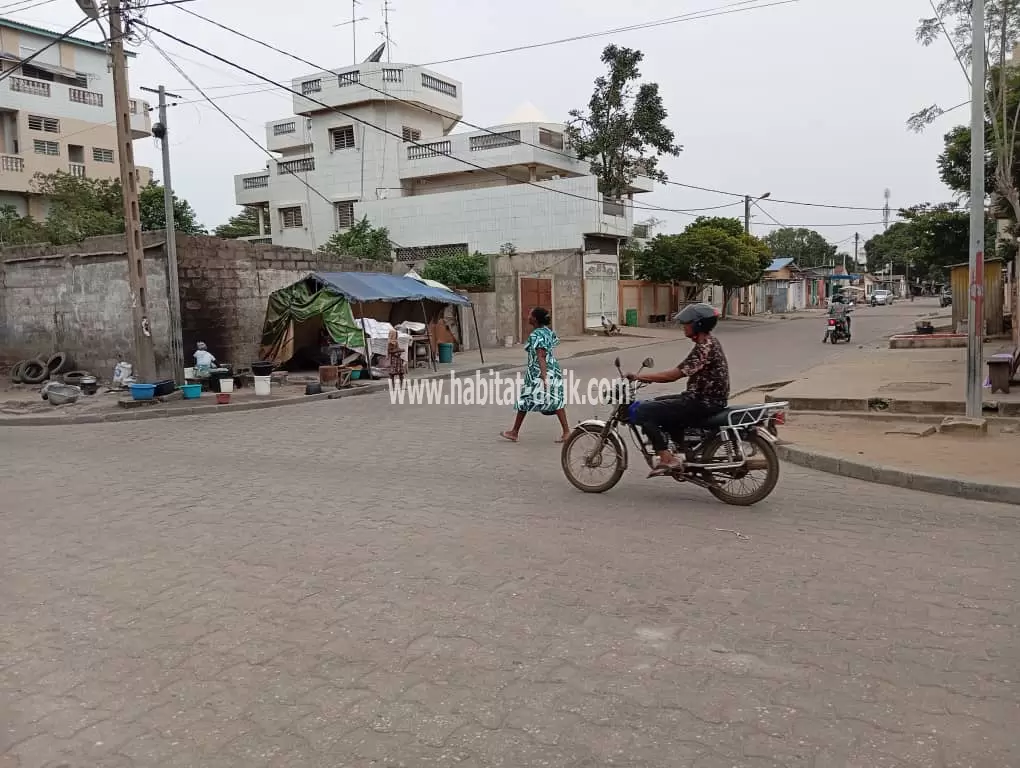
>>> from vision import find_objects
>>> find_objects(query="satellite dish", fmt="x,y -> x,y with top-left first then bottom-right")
363,42 -> 385,63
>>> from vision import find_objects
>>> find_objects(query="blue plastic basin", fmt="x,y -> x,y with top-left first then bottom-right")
128,383 -> 156,401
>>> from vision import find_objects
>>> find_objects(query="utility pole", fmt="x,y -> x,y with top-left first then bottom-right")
967,0 -> 986,418
91,0 -> 156,381
142,84 -> 184,384
853,232 -> 859,268
743,191 -> 770,234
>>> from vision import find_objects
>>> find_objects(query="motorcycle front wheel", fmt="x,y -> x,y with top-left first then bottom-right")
561,425 -> 626,493
699,432 -> 780,506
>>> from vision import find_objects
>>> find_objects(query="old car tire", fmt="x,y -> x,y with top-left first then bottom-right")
46,352 -> 73,375
10,360 -> 29,384
61,370 -> 91,386
21,360 -> 48,385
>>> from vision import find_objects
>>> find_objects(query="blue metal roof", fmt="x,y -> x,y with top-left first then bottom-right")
310,271 -> 472,306
766,257 -> 795,272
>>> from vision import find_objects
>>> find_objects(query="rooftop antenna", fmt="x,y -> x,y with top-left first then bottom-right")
380,0 -> 394,63
882,188 -> 891,231
333,0 -> 368,65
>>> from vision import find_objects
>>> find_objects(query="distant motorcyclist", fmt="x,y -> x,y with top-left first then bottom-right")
827,291 -> 851,338
625,303 -> 729,476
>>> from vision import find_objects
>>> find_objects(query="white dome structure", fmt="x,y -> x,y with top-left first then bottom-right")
501,101 -> 553,124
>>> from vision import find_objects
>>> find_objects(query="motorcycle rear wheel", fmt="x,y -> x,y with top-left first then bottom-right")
700,432 -> 780,506
561,425 -> 626,494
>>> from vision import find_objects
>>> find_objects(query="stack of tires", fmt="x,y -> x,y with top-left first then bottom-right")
9,352 -> 87,387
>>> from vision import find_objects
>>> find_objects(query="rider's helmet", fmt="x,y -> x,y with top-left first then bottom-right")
673,302 -> 719,334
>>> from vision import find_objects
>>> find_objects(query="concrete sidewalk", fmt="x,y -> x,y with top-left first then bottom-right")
0,330 -> 671,426
765,342 -> 1020,415
774,412 -> 1020,504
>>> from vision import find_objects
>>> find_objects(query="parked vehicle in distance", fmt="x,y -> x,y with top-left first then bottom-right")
871,290 -> 893,306
940,289 -> 952,308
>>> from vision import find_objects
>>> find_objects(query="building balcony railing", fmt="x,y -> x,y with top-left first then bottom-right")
0,154 -> 25,173
469,130 -> 520,152
69,87 -> 103,107
10,76 -> 50,97
68,162 -> 86,178
421,73 -> 457,98
407,140 -> 451,160
243,175 -> 269,189
382,68 -> 403,83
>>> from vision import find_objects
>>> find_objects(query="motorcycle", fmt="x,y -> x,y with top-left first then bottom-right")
560,356 -> 788,506
823,315 -> 851,344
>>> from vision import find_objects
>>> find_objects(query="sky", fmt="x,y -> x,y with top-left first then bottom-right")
9,0 -> 970,256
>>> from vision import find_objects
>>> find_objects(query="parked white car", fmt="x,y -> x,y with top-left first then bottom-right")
870,290 -> 893,306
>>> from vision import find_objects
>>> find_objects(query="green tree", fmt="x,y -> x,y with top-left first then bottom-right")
636,217 -> 770,317
319,216 -> 392,261
762,227 -> 837,268
30,172 -> 204,244
0,205 -> 45,246
214,206 -> 262,239
864,203 -> 998,281
421,252 -> 491,289
138,182 -> 205,234
910,1 -> 1020,231
564,44 -> 682,198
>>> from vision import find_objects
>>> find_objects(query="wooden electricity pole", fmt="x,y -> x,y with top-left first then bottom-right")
109,0 -> 157,381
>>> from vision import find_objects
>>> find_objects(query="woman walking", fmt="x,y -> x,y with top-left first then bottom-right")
500,307 -> 571,443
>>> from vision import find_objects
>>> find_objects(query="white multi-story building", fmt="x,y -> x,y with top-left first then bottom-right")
0,19 -> 153,220
232,60 -> 653,262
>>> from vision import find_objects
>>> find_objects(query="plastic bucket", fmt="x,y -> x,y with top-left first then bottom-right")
180,383 -> 201,399
251,361 -> 274,377
128,383 -> 156,400
218,378 -> 234,393
438,342 -> 454,364
254,375 -> 272,396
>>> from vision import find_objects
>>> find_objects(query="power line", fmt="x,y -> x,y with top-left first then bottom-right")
0,0 -> 59,12
754,201 -> 786,229
135,20 -> 767,219
157,0 -> 890,214
168,2 -> 793,219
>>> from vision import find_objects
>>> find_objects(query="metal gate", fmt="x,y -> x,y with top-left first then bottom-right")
764,280 -> 788,313
583,253 -> 620,329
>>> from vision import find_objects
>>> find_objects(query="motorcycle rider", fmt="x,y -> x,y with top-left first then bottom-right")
625,303 -> 729,476
827,290 -> 851,339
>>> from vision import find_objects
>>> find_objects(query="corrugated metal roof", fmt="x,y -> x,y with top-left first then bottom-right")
765,257 -> 795,272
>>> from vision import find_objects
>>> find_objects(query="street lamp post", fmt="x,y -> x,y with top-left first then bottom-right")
744,192 -> 771,234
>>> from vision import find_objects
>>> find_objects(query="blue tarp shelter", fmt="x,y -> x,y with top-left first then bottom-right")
310,271 -> 473,307
259,271 -> 483,372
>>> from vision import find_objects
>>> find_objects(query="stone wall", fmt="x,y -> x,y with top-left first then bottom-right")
490,248 -> 583,344
1,232 -> 381,377
174,235 -> 376,367
0,232 -> 171,376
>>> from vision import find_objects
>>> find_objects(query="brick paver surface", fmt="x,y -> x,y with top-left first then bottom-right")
3,311 -> 1017,767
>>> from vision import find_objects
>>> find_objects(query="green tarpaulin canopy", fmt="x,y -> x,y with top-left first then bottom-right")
258,279 -> 361,365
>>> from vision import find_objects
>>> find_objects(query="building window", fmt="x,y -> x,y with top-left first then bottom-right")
334,200 -> 355,230
273,121 -> 296,135
73,72 -> 88,88
402,126 -> 421,143
280,206 -> 303,229
330,125 -> 356,151
539,128 -> 564,150
301,79 -> 321,95
92,147 -> 114,163
278,157 -> 315,174
33,139 -> 59,156
27,115 -> 59,133
21,63 -> 53,82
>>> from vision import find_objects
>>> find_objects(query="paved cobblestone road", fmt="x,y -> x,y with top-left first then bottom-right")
2,307 -> 1018,767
